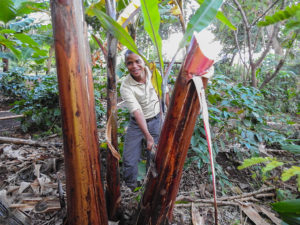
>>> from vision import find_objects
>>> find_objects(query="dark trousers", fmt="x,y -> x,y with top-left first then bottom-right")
123,114 -> 161,187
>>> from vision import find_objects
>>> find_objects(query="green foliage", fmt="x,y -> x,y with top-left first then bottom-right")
237,157 -> 269,169
238,156 -> 300,191
93,75 -> 107,127
0,69 -> 106,133
215,11 -> 236,31
276,189 -> 297,202
188,74 -> 295,191
140,0 -> 164,72
0,0 -> 16,24
189,120 -> 232,191
87,8 -> 146,62
281,144 -> 300,154
8,73 -> 60,133
207,75 -> 287,153
281,166 -> 300,190
272,199 -> 300,225
0,68 -> 28,99
259,54 -> 299,114
258,3 -> 300,32
0,0 -> 51,73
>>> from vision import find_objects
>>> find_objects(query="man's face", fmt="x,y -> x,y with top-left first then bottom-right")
125,53 -> 145,79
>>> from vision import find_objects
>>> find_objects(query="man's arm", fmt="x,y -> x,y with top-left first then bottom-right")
132,109 -> 154,151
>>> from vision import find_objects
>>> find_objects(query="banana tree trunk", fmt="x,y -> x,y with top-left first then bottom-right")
135,38 -> 211,225
50,1 -> 108,224
105,0 -> 121,221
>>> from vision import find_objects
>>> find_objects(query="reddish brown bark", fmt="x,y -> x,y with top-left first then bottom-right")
50,1 -> 108,224
135,38 -> 211,225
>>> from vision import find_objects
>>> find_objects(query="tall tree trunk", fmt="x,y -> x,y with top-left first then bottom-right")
105,0 -> 121,221
50,1 -> 108,224
135,38 -> 211,225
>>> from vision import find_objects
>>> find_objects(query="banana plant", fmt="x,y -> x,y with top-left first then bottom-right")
88,0 -> 226,108
88,0 -> 223,216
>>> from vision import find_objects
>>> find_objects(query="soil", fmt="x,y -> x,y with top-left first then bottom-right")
0,95 -> 299,225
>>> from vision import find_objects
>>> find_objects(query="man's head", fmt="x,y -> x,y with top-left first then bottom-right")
124,50 -> 145,80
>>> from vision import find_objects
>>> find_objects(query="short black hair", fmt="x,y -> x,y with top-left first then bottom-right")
124,49 -> 135,61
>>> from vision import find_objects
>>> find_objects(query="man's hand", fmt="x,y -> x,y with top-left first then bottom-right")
133,110 -> 155,150
145,134 -> 154,151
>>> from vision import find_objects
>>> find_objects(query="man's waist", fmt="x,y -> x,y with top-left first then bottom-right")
131,113 -> 160,122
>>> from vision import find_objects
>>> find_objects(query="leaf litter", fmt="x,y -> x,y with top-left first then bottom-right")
0,109 -> 299,224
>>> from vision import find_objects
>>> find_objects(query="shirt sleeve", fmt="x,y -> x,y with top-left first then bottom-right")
120,83 -> 142,113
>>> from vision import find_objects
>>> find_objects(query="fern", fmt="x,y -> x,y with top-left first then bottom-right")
237,157 -> 270,170
239,156 -> 300,191
262,160 -> 284,174
281,166 -> 300,191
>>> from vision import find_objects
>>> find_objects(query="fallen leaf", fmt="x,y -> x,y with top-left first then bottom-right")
192,203 -> 205,225
241,204 -> 270,225
18,182 -> 31,194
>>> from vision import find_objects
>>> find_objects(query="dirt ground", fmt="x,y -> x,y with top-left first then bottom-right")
0,96 -> 299,225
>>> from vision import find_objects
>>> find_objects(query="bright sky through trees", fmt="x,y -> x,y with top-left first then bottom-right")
162,29 -> 222,61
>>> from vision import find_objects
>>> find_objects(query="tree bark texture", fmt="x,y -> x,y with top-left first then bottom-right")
105,0 -> 121,221
50,1 -> 108,224
135,38 -> 211,225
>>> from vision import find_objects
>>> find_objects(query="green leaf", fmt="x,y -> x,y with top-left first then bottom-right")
140,0 -> 164,72
150,64 -> 163,97
9,17 -> 35,32
216,11 -> 236,30
237,157 -> 269,170
258,3 -> 300,27
0,0 -> 16,23
281,166 -> 300,182
262,160 -> 283,174
278,214 -> 300,225
16,1 -> 49,16
0,36 -> 21,59
0,29 -> 16,34
272,199 -> 300,214
180,0 -> 223,48
281,144 -> 300,154
88,8 -> 147,63
14,33 -> 39,47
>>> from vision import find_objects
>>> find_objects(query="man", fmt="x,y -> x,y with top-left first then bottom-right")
120,50 -> 169,190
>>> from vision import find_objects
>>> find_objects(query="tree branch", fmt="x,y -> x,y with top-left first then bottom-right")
92,34 -> 108,60
254,25 -> 278,68
233,29 -> 247,68
251,0 -> 281,26
233,0 -> 254,67
259,34 -> 296,89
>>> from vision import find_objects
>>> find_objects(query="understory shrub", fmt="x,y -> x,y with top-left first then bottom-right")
0,69 -> 106,133
188,74 -> 291,191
